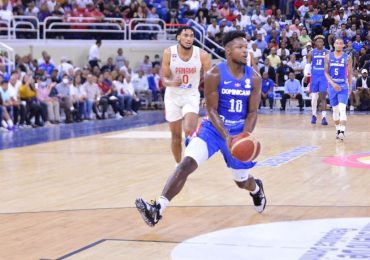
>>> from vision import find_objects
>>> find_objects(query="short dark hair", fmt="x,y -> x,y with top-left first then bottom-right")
222,31 -> 246,47
176,26 -> 195,37
96,39 -> 102,45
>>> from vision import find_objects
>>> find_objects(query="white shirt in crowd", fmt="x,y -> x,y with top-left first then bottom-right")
207,24 -> 220,38
362,78 -> 369,89
71,85 -> 87,99
250,48 -> 262,60
88,44 -> 100,61
83,81 -> 101,100
76,0 -> 94,9
113,80 -> 125,95
277,48 -> 290,57
47,0 -> 57,13
131,74 -> 149,92
123,79 -> 136,96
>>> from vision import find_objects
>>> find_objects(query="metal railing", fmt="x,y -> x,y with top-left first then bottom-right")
13,15 -> 40,39
128,18 -> 166,40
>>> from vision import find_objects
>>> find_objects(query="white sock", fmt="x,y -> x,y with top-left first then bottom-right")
1,120 -> 7,128
335,124 -> 340,131
311,93 -> 318,116
251,182 -> 260,195
7,119 -> 13,127
158,196 -> 169,215
322,111 -> 327,118
339,125 -> 346,132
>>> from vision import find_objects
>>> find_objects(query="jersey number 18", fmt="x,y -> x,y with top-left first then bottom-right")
229,99 -> 243,113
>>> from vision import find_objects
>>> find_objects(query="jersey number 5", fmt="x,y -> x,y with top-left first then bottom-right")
334,68 -> 339,76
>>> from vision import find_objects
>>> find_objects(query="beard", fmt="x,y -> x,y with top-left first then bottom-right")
179,42 -> 192,50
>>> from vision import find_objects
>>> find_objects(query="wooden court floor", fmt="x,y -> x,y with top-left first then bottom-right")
0,113 -> 369,259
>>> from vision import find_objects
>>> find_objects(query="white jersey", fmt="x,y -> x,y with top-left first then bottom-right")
168,45 -> 202,96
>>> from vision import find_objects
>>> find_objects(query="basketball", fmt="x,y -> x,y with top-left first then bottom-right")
230,132 -> 261,162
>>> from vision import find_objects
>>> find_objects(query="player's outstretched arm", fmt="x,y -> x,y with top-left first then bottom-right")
160,48 -> 182,87
244,70 -> 262,133
204,65 -> 229,142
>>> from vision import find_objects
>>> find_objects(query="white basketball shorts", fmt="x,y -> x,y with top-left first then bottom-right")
164,91 -> 200,122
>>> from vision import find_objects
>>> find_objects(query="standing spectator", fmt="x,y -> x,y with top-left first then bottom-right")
260,72 -> 275,110
55,74 -> 73,123
115,48 -> 126,70
281,72 -> 304,111
88,39 -> 102,69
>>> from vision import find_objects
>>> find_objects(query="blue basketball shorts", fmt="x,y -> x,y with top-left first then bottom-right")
310,75 -> 328,93
184,121 -> 256,170
328,83 -> 349,107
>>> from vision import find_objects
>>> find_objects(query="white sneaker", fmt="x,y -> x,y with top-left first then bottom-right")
115,113 -> 123,119
350,106 -> 354,111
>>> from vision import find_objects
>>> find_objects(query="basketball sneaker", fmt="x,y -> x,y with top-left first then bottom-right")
321,117 -> 328,126
135,198 -> 162,227
250,179 -> 266,213
311,115 -> 317,124
337,131 -> 345,141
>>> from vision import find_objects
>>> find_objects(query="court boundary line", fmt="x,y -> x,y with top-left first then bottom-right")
1,204 -> 370,215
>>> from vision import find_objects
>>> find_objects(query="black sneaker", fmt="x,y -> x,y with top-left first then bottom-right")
249,179 -> 266,213
135,198 -> 162,227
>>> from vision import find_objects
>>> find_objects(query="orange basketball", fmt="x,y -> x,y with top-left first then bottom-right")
230,132 -> 261,162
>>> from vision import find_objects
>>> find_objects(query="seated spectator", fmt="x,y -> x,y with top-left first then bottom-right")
71,74 -> 87,122
113,74 -> 133,114
0,80 -> 15,130
254,33 -> 268,53
152,54 -> 161,68
277,41 -> 291,61
250,42 -> 262,63
54,74 -> 73,123
39,55 -> 55,76
207,18 -> 220,40
260,72 -> 275,110
19,74 -> 43,127
139,55 -> 152,75
281,72 -> 304,111
351,69 -> 370,111
147,66 -> 161,104
299,29 -> 311,47
101,57 -> 115,73
276,61 -> 294,87
97,72 -> 125,119
287,54 -> 303,81
260,58 -> 276,83
82,74 -> 101,120
301,42 -> 312,58
267,47 -> 281,69
132,69 -> 152,108
123,74 -> 141,114
36,76 -> 60,124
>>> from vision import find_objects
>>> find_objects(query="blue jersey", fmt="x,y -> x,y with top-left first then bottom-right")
311,48 -> 329,77
213,62 -> 253,132
328,52 -> 348,84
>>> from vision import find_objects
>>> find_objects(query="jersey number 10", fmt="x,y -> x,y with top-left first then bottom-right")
229,99 -> 243,113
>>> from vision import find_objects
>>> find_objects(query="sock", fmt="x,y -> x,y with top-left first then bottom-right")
7,119 -> 13,127
335,124 -> 340,131
1,120 -> 7,128
311,93 -> 318,116
158,196 -> 169,215
322,111 -> 327,118
339,125 -> 346,132
251,182 -> 260,195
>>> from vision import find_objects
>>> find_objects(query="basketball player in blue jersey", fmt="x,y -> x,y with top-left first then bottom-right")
324,38 -> 352,140
135,31 -> 266,227
306,35 -> 329,125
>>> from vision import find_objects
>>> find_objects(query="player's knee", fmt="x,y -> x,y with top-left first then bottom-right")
332,106 -> 340,121
176,157 -> 198,178
171,133 -> 182,143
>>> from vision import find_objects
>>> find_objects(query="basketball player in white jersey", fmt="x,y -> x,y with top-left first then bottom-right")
161,26 -> 212,164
